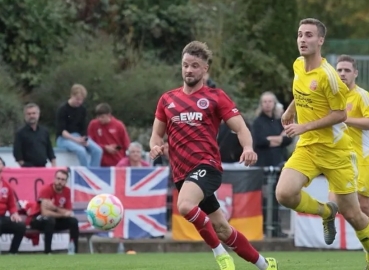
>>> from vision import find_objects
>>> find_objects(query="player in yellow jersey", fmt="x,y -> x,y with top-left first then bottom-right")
332,55 -> 369,216
275,18 -> 369,268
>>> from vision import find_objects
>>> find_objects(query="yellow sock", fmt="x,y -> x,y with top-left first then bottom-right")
366,252 -> 369,263
294,191 -> 331,219
356,223 -> 369,255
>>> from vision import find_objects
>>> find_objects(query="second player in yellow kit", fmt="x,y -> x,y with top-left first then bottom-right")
336,54 -> 369,216
285,56 -> 357,194
276,19 -> 369,269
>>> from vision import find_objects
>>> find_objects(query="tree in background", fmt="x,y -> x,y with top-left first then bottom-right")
0,0 -> 77,93
297,0 -> 369,39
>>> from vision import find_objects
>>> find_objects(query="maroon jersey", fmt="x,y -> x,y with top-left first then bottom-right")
30,184 -> 72,216
155,86 -> 240,182
0,179 -> 18,216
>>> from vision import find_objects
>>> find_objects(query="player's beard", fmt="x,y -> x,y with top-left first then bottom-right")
54,184 -> 63,192
184,77 -> 202,87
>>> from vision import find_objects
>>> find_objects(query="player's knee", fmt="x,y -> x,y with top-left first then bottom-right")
14,222 -> 26,233
69,217 -> 79,227
275,187 -> 294,206
44,217 -> 56,227
177,201 -> 196,216
275,181 -> 301,207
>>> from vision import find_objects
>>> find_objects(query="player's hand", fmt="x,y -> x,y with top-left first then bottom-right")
281,110 -> 295,126
239,147 -> 258,167
63,210 -> 73,217
105,145 -> 117,154
284,123 -> 307,137
10,213 -> 22,223
150,145 -> 164,160
41,199 -> 57,211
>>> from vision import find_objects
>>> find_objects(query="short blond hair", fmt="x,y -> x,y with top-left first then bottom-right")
70,84 -> 87,98
182,41 -> 212,64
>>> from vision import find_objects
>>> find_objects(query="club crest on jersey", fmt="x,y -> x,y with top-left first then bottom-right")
0,187 -> 8,198
197,98 -> 209,109
215,184 -> 233,221
59,197 -> 66,207
346,103 -> 353,112
310,80 -> 318,91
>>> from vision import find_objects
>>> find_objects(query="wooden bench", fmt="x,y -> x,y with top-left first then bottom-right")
0,202 -> 105,254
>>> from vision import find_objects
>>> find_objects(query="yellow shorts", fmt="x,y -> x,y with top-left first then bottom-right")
357,164 -> 369,197
283,144 -> 358,194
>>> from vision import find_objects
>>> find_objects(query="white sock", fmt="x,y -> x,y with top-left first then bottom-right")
212,243 -> 227,257
255,254 -> 268,270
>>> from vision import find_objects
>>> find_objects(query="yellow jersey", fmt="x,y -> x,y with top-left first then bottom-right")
346,85 -> 369,165
293,57 -> 351,149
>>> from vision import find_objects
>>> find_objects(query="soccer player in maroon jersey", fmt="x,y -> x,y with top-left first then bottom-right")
0,157 -> 26,254
29,169 -> 79,254
149,41 -> 278,270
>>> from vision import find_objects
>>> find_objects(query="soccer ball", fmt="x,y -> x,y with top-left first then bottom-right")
86,194 -> 124,230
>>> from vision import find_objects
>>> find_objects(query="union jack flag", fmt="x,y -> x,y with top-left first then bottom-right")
71,166 -> 169,239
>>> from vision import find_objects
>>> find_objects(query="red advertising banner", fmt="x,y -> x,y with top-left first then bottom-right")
1,167 -> 67,203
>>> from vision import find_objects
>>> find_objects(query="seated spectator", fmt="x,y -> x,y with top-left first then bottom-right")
88,103 -> 131,167
56,84 -> 103,167
117,142 -> 150,167
0,157 -> 26,254
13,103 -> 56,167
29,169 -> 79,254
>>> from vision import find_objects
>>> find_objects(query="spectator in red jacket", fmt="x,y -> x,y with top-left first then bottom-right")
0,157 -> 26,254
29,169 -> 79,254
88,103 -> 131,166
117,142 -> 150,167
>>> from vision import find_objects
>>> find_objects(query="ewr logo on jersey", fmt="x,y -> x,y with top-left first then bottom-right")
171,112 -> 203,126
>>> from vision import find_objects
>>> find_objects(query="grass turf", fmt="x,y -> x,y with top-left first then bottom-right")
0,251 -> 365,269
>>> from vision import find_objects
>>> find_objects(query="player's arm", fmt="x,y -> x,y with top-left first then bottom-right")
150,95 -> 168,157
38,187 -> 64,217
304,110 -> 346,131
285,100 -> 296,114
226,115 -> 253,150
149,118 -> 167,149
345,117 -> 369,129
40,200 -> 64,218
345,95 -> 369,129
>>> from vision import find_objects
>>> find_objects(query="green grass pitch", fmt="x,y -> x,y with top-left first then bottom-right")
0,251 -> 365,269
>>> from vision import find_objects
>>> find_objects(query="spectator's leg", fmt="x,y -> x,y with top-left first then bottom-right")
30,216 -> 56,254
57,135 -> 89,166
55,217 -> 80,253
85,138 -> 103,167
0,216 -> 26,254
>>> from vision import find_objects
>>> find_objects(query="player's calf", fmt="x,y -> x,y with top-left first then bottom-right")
336,193 -> 369,256
209,209 -> 276,270
358,194 -> 369,217
337,194 -> 368,230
